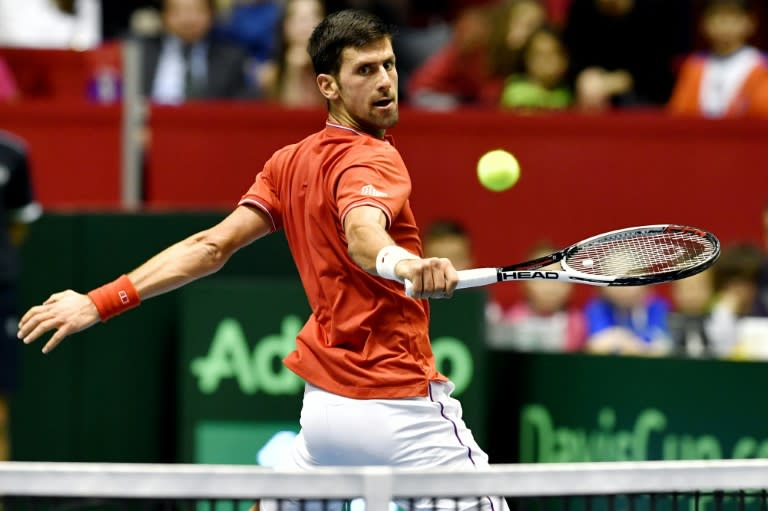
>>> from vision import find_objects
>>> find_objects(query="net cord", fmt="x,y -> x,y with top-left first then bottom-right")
2,459 -> 768,511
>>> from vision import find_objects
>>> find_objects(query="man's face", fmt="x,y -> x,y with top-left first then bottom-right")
163,0 -> 213,44
323,38 -> 399,137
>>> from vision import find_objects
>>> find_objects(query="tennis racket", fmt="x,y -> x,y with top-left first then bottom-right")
405,224 -> 720,296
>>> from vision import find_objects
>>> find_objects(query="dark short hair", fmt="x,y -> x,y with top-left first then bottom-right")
307,9 -> 395,76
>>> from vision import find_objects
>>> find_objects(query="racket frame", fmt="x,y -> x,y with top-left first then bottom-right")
498,224 -> 721,286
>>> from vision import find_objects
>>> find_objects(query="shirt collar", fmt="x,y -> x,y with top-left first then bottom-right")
325,121 -> 394,144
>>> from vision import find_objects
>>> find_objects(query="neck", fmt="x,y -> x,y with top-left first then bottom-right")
327,112 -> 385,140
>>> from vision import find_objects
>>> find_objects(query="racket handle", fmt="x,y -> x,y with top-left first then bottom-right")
404,268 -> 498,297
456,268 -> 501,289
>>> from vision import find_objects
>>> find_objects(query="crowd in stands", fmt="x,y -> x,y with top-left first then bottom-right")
423,214 -> 768,361
0,0 -> 766,117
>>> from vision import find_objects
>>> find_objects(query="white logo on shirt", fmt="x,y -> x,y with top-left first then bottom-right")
361,185 -> 388,197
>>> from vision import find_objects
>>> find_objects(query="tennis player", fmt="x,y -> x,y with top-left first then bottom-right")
18,9 -> 506,511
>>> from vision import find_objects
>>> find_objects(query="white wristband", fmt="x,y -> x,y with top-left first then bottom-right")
376,245 -> 419,282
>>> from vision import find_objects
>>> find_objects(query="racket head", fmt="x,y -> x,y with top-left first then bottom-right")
560,224 -> 721,286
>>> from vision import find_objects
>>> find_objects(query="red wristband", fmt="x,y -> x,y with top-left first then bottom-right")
87,274 -> 141,322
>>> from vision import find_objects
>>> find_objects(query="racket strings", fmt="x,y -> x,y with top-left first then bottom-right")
566,231 -> 716,277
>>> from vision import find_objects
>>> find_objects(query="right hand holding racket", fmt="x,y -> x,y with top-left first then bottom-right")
17,290 -> 101,354
397,257 -> 459,300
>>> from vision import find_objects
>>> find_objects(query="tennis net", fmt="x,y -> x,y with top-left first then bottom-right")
1,459 -> 767,511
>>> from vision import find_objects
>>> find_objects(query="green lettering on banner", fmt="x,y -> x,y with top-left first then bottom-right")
431,336 -> 473,395
632,408 -> 666,460
519,405 -> 553,462
731,437 -> 758,459
191,319 -> 476,397
190,316 -> 302,396
253,315 -> 304,395
520,404 -> 768,462
190,318 -> 257,394
664,434 -> 723,460
756,440 -> 768,458
520,405 -> 667,462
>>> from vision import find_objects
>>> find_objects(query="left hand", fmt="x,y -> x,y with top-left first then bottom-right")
17,290 -> 101,354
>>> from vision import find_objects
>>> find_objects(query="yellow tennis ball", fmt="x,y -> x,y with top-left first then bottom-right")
477,149 -> 520,192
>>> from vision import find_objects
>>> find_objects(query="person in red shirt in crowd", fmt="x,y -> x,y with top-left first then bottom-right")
18,8 -> 508,511
407,0 -> 547,109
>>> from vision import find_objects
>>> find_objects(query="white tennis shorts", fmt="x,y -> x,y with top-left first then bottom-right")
261,380 -> 509,511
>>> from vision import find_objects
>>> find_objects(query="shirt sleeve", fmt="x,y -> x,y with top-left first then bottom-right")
334,144 -> 411,230
238,158 -> 282,231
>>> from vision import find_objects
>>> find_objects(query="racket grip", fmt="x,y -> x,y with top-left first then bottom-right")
404,268 -> 498,297
456,268 -> 500,289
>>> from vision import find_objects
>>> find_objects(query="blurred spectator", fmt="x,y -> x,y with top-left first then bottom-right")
258,0 -> 326,108
213,0 -> 281,64
137,0 -> 255,104
422,219 -> 475,270
667,0 -> 768,118
709,242 -> 765,358
0,58 -> 19,102
408,0 -> 547,110
667,269 -> 717,357
584,286 -> 672,356
563,0 -> 693,110
0,131 -> 43,461
0,0 -> 101,49
499,23 -> 572,110
486,242 -> 587,352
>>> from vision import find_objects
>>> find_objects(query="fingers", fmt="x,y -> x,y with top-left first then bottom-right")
17,304 -> 53,342
17,290 -> 95,353
18,310 -> 71,352
403,258 -> 458,299
42,330 -> 70,355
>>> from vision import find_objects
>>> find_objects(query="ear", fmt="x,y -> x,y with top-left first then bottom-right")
317,74 -> 339,101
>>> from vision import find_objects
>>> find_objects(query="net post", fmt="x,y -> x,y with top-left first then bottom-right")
362,467 -> 393,511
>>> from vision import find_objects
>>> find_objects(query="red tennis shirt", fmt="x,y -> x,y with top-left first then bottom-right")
239,122 -> 447,399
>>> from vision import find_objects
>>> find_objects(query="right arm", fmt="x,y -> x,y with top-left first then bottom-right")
18,205 -> 273,353
344,205 -> 458,299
